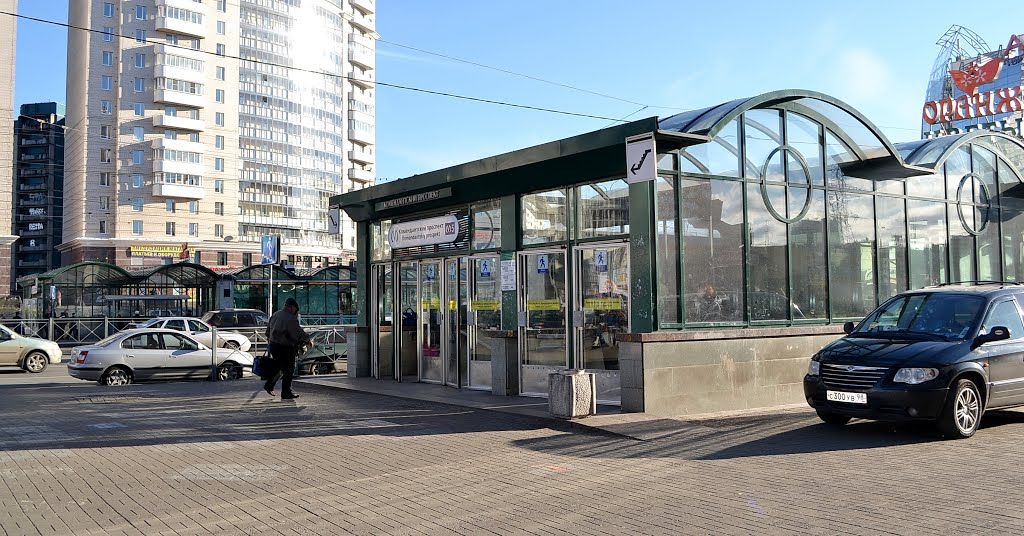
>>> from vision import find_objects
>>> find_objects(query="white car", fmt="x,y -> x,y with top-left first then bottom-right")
134,317 -> 252,352
67,328 -> 254,386
0,325 -> 62,373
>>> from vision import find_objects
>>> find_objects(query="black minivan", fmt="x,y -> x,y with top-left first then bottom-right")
804,284 -> 1024,438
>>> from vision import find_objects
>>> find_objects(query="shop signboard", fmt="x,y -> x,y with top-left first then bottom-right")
923,33 -> 1024,128
387,215 -> 459,249
260,235 -> 280,265
130,245 -> 197,258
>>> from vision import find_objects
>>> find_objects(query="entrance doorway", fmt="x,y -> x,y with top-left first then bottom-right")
519,250 -> 568,396
573,244 -> 628,404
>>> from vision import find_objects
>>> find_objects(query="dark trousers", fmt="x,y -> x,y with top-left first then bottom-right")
265,343 -> 296,396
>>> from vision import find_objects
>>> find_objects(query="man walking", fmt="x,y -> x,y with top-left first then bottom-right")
264,297 -> 310,400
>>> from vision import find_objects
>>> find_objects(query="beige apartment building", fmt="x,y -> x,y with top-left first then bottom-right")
64,0 -> 376,271
0,0 -> 17,293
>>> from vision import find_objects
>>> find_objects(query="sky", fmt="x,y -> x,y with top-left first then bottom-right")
10,1 -> 1024,182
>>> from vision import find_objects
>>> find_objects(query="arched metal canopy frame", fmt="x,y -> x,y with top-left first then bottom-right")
23,261 -> 133,287
129,262 -> 221,287
899,130 -> 1024,173
658,89 -> 934,179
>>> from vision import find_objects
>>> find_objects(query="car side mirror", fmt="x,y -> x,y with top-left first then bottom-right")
975,326 -> 1011,348
843,321 -> 855,335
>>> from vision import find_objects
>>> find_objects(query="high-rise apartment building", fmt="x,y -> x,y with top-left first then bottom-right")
0,0 -> 18,293
13,103 -> 66,282
64,0 -> 375,270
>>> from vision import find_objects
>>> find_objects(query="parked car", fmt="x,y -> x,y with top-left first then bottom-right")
133,317 -> 252,352
804,283 -> 1024,439
0,324 -> 62,373
201,309 -> 269,329
67,328 -> 254,386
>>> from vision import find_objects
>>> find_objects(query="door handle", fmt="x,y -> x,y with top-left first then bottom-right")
125,354 -> 135,359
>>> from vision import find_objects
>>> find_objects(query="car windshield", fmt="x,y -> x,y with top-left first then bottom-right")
95,333 -> 122,346
855,293 -> 985,340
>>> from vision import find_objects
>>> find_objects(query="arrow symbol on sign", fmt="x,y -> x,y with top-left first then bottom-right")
630,149 -> 651,175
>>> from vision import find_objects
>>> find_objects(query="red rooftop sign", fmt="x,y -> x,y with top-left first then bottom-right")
923,34 -> 1024,125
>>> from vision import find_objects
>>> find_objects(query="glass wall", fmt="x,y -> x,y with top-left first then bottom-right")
657,106 -> 1024,327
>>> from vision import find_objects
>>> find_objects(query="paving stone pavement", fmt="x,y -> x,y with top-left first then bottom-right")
2,374 -> 1024,535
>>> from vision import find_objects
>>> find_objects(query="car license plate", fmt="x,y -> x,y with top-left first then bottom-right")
827,390 -> 867,404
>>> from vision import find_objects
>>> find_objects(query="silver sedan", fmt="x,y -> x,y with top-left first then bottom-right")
67,328 -> 254,386
133,317 -> 253,352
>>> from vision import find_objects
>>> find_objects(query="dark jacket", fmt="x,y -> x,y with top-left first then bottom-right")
266,308 -> 310,347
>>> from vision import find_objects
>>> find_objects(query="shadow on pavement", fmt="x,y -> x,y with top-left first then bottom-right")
513,409 -> 1024,461
0,380 -> 579,452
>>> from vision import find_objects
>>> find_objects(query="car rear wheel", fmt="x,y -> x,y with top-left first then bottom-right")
816,410 -> 852,425
309,362 -> 332,376
224,341 -> 240,350
23,351 -> 49,373
938,378 -> 982,439
218,361 -> 242,380
101,366 -> 132,386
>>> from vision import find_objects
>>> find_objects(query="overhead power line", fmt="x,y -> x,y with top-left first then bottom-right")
0,10 -> 638,124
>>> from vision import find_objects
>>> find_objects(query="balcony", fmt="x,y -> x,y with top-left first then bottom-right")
19,168 -> 47,178
20,137 -> 46,146
348,167 -> 374,182
154,89 -> 206,109
350,0 -> 375,14
17,259 -> 47,268
152,137 -> 205,154
155,0 -> 208,39
20,153 -> 47,162
349,10 -> 375,32
348,148 -> 375,165
348,70 -> 374,89
20,182 -> 46,191
348,128 -> 373,145
154,114 -> 205,132
153,182 -> 205,199
155,64 -> 205,85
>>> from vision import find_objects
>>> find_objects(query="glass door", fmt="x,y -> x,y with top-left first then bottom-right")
443,258 -> 468,387
397,262 -> 418,381
519,250 -> 568,396
468,256 -> 500,390
419,261 -> 443,383
574,245 -> 629,404
371,264 -> 394,380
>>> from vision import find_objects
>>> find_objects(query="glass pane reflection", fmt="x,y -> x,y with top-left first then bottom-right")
682,179 -> 744,323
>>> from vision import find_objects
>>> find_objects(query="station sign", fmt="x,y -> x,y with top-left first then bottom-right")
375,188 -> 452,211
388,215 -> 460,249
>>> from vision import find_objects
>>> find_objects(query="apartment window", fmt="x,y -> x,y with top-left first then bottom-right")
164,106 -> 177,117
135,30 -> 147,43
166,34 -> 178,45
100,148 -> 112,163
189,223 -> 199,236
164,130 -> 177,140
215,66 -> 225,80
166,222 -> 176,236
101,51 -> 114,66
217,0 -> 227,12
189,201 -> 199,214
99,125 -> 110,139
99,197 -> 110,210
215,202 -> 224,216
134,103 -> 145,116
132,149 -> 145,165
103,3 -> 114,17
215,179 -> 224,193
217,20 -> 226,34
102,27 -> 114,41
134,78 -> 145,92
132,174 -> 144,188
214,158 -> 224,172
215,89 -> 225,103
165,200 -> 175,213
189,39 -> 199,50
135,5 -> 147,20
100,100 -> 112,114
132,220 -> 143,235
215,135 -> 224,149
242,252 -> 252,266
214,225 -> 224,238
133,127 -> 144,141
135,53 -> 145,68
132,198 -> 143,212
215,112 -> 224,126
101,76 -> 112,90
99,221 -> 108,234
99,172 -> 111,186
217,251 -> 227,265
215,44 -> 225,56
